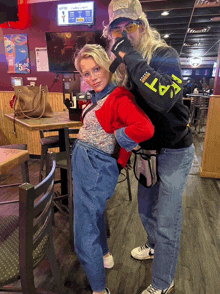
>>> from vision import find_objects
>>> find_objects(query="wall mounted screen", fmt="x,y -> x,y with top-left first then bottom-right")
57,2 -> 94,26
45,31 -> 106,73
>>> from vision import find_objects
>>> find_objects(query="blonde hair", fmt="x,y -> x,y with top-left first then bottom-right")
74,44 -> 120,84
102,12 -> 169,86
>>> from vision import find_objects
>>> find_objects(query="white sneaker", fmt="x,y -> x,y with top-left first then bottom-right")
131,244 -> 154,260
92,287 -> 110,294
142,280 -> 174,294
103,253 -> 114,268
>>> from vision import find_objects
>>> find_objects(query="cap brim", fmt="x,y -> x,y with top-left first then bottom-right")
110,17 -> 134,27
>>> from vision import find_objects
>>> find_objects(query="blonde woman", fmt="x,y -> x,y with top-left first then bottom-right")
104,0 -> 195,293
72,44 -> 154,294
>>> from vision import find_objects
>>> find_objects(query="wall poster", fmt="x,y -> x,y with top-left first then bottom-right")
4,34 -> 31,74
35,47 -> 49,72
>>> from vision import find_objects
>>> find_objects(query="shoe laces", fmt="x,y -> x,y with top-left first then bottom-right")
147,284 -> 161,294
140,244 -> 148,251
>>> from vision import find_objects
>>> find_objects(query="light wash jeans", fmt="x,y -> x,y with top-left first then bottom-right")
138,144 -> 195,290
72,140 -> 119,292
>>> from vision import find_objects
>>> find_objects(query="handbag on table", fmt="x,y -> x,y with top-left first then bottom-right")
13,85 -> 53,119
133,148 -> 158,188
12,85 -> 54,136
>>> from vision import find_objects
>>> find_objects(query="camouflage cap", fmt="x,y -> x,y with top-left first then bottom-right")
108,0 -> 143,25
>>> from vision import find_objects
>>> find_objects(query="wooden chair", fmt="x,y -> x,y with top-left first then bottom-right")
0,152 -> 61,294
0,144 -> 29,188
39,130 -> 60,182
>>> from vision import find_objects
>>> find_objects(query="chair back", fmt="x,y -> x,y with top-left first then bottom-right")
19,152 -> 56,272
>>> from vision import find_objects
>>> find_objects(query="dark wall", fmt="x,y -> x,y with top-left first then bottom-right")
0,0 -> 109,92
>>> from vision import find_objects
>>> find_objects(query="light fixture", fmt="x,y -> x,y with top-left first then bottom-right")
163,34 -> 170,38
183,42 -> 201,47
195,0 -> 220,8
190,56 -> 202,68
211,16 -> 220,21
188,26 -> 211,33
161,11 -> 169,16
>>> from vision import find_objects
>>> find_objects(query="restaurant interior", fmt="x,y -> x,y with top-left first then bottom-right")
0,0 -> 220,293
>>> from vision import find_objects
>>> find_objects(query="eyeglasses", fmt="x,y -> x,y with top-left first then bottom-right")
82,66 -> 102,80
110,22 -> 141,38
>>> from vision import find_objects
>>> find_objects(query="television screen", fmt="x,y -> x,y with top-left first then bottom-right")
0,0 -> 19,25
195,68 -> 211,76
57,2 -> 95,26
181,69 -> 192,76
11,77 -> 23,87
45,31 -> 106,73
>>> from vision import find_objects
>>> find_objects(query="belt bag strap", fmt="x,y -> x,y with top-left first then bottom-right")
82,102 -> 97,121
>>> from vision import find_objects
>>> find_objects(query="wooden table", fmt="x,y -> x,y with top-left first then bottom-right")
5,111 -> 82,193
4,111 -> 82,157
4,111 -> 82,132
0,148 -> 29,176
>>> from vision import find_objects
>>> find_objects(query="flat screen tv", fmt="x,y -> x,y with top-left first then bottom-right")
195,68 -> 212,76
181,69 -> 192,76
57,2 -> 95,26
45,31 -> 106,73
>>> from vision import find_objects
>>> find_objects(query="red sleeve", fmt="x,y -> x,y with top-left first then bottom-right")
116,94 -> 154,143
118,148 -> 131,168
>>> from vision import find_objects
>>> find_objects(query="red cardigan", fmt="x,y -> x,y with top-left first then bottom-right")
94,86 -> 155,167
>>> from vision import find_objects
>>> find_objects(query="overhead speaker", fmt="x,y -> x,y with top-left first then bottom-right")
0,0 -> 19,25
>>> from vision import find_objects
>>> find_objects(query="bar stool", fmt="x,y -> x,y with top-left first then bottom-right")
39,130 -> 60,182
197,95 -> 210,133
0,144 -> 29,187
49,127 -> 78,251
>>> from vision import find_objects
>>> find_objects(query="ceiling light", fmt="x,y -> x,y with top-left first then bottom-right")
163,34 -> 170,38
195,0 -> 220,8
190,56 -> 202,68
161,11 -> 169,16
184,42 -> 201,47
211,17 -> 220,21
188,27 -> 211,33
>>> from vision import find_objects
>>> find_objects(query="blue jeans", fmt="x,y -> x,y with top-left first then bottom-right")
138,144 -> 195,290
72,140 -> 119,292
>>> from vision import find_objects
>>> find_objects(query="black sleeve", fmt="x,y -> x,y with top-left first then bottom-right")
123,47 -> 183,113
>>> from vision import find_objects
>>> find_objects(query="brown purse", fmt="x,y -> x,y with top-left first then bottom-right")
13,85 -> 54,119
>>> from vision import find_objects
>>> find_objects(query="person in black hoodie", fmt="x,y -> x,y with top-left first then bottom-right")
103,0 -> 195,293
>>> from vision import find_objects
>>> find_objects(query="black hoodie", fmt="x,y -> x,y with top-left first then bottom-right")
124,46 -> 193,150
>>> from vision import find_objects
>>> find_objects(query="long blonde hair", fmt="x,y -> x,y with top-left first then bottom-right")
102,12 -> 169,86
74,44 -> 120,84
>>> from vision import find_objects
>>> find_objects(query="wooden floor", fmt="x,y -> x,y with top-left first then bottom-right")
0,133 -> 220,294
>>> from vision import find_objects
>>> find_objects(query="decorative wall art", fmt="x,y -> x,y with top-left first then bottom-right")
4,34 -> 31,74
